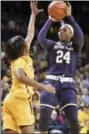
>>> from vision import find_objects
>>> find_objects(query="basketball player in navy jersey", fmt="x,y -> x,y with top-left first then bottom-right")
37,2 -> 84,134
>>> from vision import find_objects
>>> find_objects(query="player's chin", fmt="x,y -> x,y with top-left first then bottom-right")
59,37 -> 65,41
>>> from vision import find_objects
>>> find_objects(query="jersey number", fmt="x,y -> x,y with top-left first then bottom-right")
56,50 -> 70,64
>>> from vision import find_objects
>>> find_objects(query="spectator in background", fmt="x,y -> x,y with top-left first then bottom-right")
78,103 -> 89,128
50,110 -> 58,124
77,91 -> 83,108
7,20 -> 16,31
1,52 -> 8,79
2,68 -> 12,85
58,111 -> 68,125
32,92 -> 40,105
80,118 -> 89,134
32,92 -> 40,130
1,80 -> 9,101
1,52 -> 5,60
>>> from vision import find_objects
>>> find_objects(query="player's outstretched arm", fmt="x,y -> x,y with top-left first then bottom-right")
25,1 -> 43,50
66,2 -> 84,51
15,68 -> 55,94
37,18 -> 56,49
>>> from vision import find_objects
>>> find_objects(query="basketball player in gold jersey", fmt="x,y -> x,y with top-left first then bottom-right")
2,1 -> 55,134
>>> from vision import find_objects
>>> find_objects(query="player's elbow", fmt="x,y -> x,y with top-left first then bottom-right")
37,32 -> 45,44
18,75 -> 24,82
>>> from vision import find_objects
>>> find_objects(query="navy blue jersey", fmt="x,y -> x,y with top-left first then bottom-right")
47,41 -> 79,77
38,15 -> 84,79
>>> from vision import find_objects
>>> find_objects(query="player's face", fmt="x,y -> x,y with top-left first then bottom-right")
58,26 -> 73,42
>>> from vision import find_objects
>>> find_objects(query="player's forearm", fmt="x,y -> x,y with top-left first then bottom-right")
37,19 -> 52,43
19,75 -> 45,90
25,13 -> 36,46
67,15 -> 84,50
67,15 -> 83,38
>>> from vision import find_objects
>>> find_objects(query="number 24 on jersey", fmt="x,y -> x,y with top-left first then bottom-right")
56,50 -> 70,64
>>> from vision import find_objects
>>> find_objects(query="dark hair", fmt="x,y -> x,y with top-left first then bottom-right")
5,36 -> 26,61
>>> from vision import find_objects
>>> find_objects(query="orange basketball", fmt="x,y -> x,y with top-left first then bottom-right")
48,1 -> 67,21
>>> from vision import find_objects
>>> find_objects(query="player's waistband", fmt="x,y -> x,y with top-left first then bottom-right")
46,74 -> 73,83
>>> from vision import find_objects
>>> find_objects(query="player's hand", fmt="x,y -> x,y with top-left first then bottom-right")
44,84 -> 56,94
49,16 -> 58,22
30,1 -> 43,16
66,2 -> 72,16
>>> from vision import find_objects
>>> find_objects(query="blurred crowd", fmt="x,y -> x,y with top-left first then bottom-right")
1,1 -> 89,133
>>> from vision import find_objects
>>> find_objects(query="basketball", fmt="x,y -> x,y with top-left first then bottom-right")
48,1 -> 67,21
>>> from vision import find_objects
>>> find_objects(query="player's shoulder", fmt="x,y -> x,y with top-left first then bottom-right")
12,56 -> 29,66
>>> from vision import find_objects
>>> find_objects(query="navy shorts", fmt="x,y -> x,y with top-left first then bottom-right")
40,79 -> 77,110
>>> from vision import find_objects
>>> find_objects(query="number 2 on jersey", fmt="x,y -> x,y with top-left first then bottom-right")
56,50 -> 70,64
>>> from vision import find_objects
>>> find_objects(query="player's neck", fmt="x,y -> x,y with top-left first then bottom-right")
22,48 -> 29,56
60,40 -> 71,44
60,37 -> 71,43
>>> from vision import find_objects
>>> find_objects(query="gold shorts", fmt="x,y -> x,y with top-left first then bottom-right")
2,92 -> 35,133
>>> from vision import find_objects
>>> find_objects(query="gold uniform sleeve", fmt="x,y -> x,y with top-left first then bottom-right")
13,57 -> 27,70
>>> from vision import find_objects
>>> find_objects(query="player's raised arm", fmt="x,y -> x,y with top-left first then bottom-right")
66,2 -> 84,51
37,18 -> 56,49
25,1 -> 43,50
